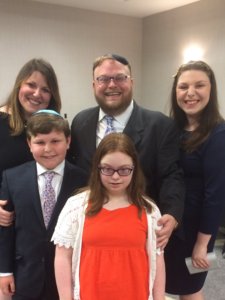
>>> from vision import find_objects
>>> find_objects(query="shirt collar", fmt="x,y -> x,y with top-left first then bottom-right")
98,100 -> 133,127
37,160 -> 65,176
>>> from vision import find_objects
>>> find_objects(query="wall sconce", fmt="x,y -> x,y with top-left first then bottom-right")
183,44 -> 204,63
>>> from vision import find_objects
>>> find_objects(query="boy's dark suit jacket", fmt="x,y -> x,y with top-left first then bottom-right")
0,160 -> 87,299
69,101 -> 185,222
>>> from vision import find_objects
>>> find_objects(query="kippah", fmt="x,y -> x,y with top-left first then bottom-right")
111,54 -> 129,66
33,109 -> 62,118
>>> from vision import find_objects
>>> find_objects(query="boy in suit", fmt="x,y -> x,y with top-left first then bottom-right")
0,110 -> 87,300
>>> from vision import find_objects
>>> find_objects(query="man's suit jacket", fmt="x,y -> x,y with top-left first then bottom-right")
0,160 -> 87,299
69,101 -> 185,222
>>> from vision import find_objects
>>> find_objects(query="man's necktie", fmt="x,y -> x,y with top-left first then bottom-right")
42,171 -> 56,227
104,115 -> 116,136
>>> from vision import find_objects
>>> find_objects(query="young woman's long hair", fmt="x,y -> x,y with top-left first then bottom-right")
86,133 -> 153,217
170,60 -> 224,152
3,58 -> 61,135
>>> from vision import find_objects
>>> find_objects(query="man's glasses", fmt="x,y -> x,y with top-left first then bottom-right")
98,166 -> 134,176
95,74 -> 131,85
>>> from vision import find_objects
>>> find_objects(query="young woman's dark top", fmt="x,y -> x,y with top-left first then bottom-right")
165,122 -> 225,294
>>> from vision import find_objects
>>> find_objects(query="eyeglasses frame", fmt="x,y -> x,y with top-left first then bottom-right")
98,166 -> 134,176
95,74 -> 131,85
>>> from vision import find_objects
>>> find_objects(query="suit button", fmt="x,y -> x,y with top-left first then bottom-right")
41,257 -> 45,263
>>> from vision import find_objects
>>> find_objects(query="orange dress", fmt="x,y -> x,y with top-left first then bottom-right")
79,205 -> 149,300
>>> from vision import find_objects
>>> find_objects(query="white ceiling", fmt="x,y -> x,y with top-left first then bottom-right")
28,0 -> 200,18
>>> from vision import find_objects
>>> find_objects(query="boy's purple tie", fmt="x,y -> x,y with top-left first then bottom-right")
42,171 -> 56,227
104,115 -> 116,136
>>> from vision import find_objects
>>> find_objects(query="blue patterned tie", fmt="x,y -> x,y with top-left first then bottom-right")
42,171 -> 56,227
104,115 -> 116,136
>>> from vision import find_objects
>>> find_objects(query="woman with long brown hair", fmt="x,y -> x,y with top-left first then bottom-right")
0,58 -> 61,227
165,60 -> 225,300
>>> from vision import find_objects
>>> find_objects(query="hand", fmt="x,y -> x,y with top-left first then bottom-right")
156,214 -> 178,249
0,275 -> 15,296
0,200 -> 14,226
192,243 -> 209,269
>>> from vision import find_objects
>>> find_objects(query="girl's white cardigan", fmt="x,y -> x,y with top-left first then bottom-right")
52,190 -> 162,300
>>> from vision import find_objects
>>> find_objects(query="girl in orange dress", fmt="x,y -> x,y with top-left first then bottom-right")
52,133 -> 165,300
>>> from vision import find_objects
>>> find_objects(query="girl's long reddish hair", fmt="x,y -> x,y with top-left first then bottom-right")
85,133 -> 153,217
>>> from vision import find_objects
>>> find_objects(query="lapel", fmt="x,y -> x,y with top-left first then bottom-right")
123,102 -> 144,146
82,107 -> 99,153
74,107 -> 99,172
24,162 -> 81,235
79,104 -> 145,149
84,104 -> 145,147
25,162 -> 46,229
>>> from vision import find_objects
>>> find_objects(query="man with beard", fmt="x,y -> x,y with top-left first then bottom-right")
71,54 -> 185,248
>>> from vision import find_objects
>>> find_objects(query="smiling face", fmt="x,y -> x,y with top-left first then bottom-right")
99,151 -> 134,196
93,59 -> 133,115
18,71 -> 52,118
176,70 -> 211,125
27,130 -> 70,170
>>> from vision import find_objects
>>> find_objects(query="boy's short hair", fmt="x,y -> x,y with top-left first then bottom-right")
26,112 -> 70,140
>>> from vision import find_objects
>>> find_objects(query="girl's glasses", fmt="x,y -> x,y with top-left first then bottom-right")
98,166 -> 134,176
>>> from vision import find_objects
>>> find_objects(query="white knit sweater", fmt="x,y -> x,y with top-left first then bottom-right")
52,190 -> 162,300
